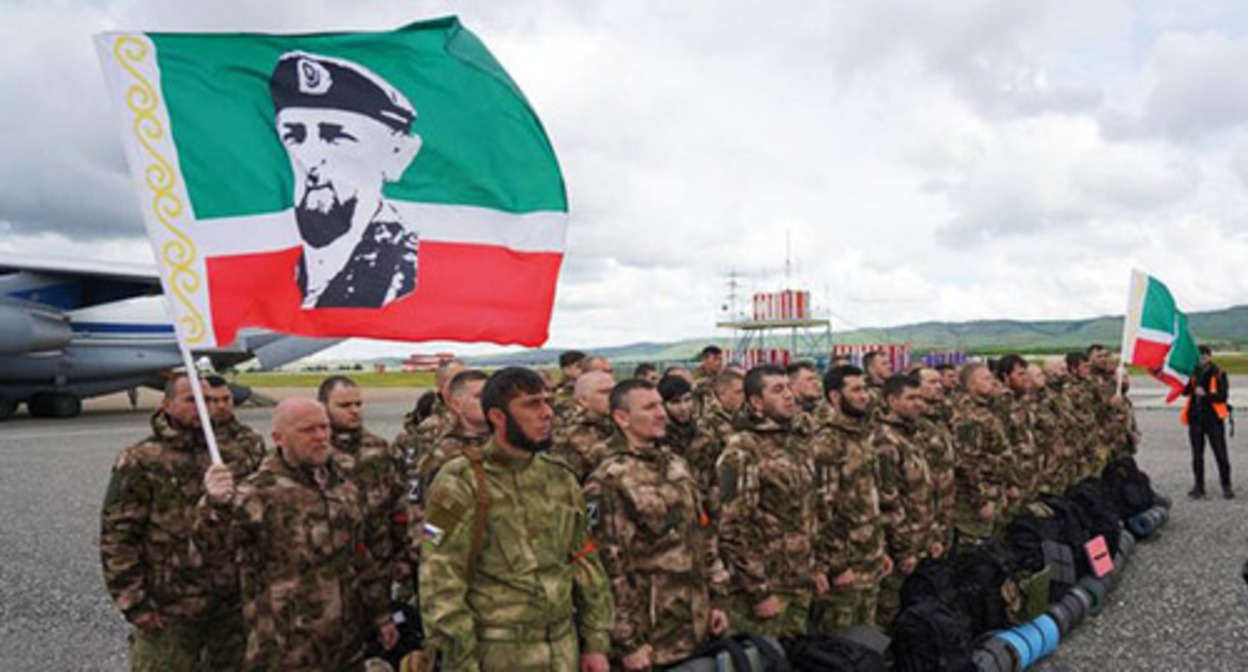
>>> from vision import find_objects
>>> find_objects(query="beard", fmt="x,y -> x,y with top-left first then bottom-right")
839,399 -> 866,419
504,413 -> 552,453
296,187 -> 356,249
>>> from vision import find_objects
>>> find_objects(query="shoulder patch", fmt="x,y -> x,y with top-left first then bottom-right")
585,496 -> 602,530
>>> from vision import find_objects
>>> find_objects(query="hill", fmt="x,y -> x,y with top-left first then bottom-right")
461,304 -> 1248,366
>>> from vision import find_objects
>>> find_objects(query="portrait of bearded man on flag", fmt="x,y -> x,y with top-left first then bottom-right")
270,51 -> 423,309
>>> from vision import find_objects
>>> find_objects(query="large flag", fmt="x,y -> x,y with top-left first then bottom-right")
1122,270 -> 1200,402
96,17 -> 566,348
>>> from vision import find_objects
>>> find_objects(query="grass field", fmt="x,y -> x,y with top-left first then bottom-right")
235,370 -> 438,389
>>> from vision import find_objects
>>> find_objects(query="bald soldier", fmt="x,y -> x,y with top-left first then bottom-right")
716,364 -> 825,638
551,370 -> 616,482
951,363 -> 1014,540
584,380 -> 729,669
100,374 -> 261,671
417,367 -> 613,672
199,398 -> 386,670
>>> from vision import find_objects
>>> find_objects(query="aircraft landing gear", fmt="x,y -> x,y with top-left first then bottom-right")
27,392 -> 83,419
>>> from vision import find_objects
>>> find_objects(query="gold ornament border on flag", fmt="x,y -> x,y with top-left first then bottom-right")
111,35 -> 207,345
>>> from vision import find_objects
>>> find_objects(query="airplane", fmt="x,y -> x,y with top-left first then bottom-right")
0,254 -> 339,420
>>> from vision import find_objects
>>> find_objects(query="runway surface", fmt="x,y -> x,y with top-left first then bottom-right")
0,389 -> 1245,671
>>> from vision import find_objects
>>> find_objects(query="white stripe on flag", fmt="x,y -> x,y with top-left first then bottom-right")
193,205 -> 567,258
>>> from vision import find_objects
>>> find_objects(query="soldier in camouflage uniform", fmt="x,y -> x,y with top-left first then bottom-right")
863,350 -> 891,418
204,375 -> 267,469
658,375 -> 722,502
1063,352 -> 1105,480
405,370 -> 490,562
584,380 -> 729,669
417,368 -> 614,672
320,376 -> 408,645
809,365 -> 891,633
100,374 -> 260,671
200,397 -> 391,669
995,355 -> 1040,503
951,363 -> 1014,541
872,374 -> 941,630
550,370 -> 616,482
716,365 -> 825,638
700,370 -> 745,445
1089,345 -> 1139,460
553,350 -> 588,407
394,359 -> 467,471
915,367 -> 958,546
1026,365 -> 1070,495
1042,360 -> 1083,492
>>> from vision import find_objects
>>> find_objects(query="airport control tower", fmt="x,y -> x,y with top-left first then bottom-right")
717,275 -> 832,368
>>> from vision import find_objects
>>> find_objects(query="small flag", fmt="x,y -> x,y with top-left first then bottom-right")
1122,270 -> 1200,403
96,17 -> 566,349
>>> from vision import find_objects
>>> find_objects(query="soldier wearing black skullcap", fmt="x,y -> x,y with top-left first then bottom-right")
270,51 -> 423,309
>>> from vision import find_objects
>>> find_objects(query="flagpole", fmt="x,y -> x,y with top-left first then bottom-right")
1115,269 -> 1139,399
174,341 -> 223,465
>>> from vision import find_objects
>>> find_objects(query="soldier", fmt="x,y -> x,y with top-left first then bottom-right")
915,367 -> 957,547
204,375 -> 266,470
935,363 -> 959,394
1063,352 -> 1105,480
551,370 -> 616,482
809,365 -> 891,633
199,397 -> 391,669
872,374 -> 940,630
1026,364 -> 1070,495
950,363 -> 1013,541
320,376 -> 408,637
994,354 -> 1039,503
1089,344 -> 1140,461
693,345 -> 725,384
554,350 -> 588,401
862,350 -> 891,415
395,359 -> 467,468
787,360 -> 825,415
658,374 -> 720,502
701,370 -> 745,442
633,362 -> 660,385
417,367 -> 613,672
716,364 -> 825,638
663,365 -> 696,385
100,374 -> 260,670
1184,345 -> 1234,499
584,380 -> 729,669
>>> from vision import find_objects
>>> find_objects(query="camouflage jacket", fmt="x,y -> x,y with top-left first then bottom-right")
332,427 -> 407,616
394,396 -> 453,470
405,427 -> 490,563
951,395 -> 1012,520
419,440 -> 614,670
584,436 -> 720,665
872,413 -> 939,558
916,411 -> 957,543
1027,387 -> 1071,495
996,391 -> 1038,497
793,397 -> 836,439
212,416 -> 267,473
550,404 -> 615,483
809,411 -> 885,587
715,411 -> 818,600
100,411 -> 260,623
664,418 -> 721,505
196,452 -> 378,670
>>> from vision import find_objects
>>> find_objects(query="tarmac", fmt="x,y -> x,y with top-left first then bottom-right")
0,378 -> 1245,671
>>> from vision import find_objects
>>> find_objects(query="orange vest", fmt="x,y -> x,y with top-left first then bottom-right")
1181,372 -> 1230,425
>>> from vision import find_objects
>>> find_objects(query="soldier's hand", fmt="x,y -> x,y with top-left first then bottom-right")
709,609 -> 729,636
812,571 -> 830,596
978,502 -> 995,522
378,620 -> 400,651
581,652 -> 610,672
622,645 -> 653,671
833,568 -> 857,591
131,610 -> 164,631
204,463 -> 235,504
754,595 -> 781,620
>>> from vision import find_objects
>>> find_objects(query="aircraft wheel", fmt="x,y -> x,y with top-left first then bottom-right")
0,397 -> 15,420
29,392 -> 83,418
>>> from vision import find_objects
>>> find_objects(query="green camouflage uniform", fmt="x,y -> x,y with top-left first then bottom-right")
1063,378 -> 1104,481
665,417 -> 722,507
871,412 -> 939,630
196,451 -> 382,670
551,378 -> 577,419
715,412 -> 818,638
550,404 -> 615,483
419,440 -> 614,672
808,410 -> 887,633
100,411 -> 259,671
996,390 -> 1039,503
1027,386 -> 1068,495
333,427 -> 408,620
584,436 -> 723,666
951,395 -> 1014,540
917,408 -> 957,547
405,427 -> 490,566
1094,370 -> 1137,461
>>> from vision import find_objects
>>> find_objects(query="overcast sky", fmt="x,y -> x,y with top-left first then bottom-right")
4,1 -> 1248,360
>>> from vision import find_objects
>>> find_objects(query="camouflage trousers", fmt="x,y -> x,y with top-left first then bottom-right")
129,611 -> 245,672
475,623 -> 578,672
874,571 -> 905,631
811,585 -> 879,633
729,591 -> 811,639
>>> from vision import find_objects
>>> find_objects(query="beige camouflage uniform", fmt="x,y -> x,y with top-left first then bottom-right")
100,411 -> 260,671
195,451 -> 382,670
916,408 -> 958,547
550,404 -> 614,483
584,436 -> 723,666
715,411 -> 818,638
951,395 -> 1014,540
419,440 -> 614,672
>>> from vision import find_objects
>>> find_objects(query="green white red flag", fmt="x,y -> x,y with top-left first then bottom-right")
1122,270 -> 1199,403
95,17 -> 566,349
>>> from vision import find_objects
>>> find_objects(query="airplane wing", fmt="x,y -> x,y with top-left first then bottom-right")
0,252 -> 161,310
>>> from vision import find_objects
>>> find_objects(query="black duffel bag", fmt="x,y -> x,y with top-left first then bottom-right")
889,599 -> 975,672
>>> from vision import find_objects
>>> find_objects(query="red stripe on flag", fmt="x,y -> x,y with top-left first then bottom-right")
1130,338 -> 1170,369
1150,369 -> 1186,404
206,242 -> 563,346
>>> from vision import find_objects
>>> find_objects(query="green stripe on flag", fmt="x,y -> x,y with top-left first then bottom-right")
150,17 -> 566,220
